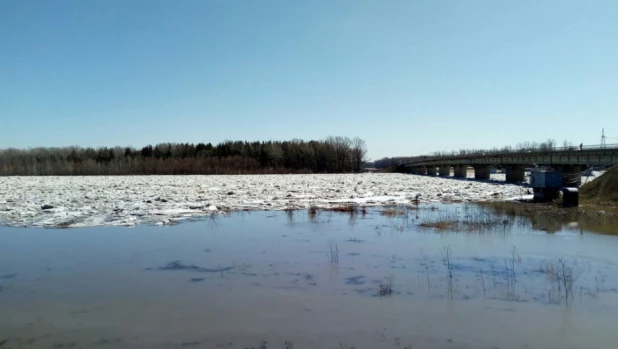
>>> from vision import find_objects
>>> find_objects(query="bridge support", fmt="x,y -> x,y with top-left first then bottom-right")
416,167 -> 427,175
427,166 -> 438,176
439,166 -> 451,176
505,165 -> 526,183
474,165 -> 491,180
454,165 -> 468,178
558,165 -> 584,187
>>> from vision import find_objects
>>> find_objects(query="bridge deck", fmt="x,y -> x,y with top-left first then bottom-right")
404,145 -> 618,168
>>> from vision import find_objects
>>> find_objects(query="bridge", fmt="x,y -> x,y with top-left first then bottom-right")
402,144 -> 618,187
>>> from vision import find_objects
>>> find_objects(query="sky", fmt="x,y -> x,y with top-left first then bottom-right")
1,0 -> 617,160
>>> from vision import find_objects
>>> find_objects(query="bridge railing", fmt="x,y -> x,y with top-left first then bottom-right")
404,143 -> 618,166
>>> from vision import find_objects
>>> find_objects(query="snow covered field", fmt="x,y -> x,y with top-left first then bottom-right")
0,173 -> 560,228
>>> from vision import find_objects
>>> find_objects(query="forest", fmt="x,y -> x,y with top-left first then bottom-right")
0,137 -> 367,176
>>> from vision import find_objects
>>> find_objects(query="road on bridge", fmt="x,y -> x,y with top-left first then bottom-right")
402,144 -> 618,186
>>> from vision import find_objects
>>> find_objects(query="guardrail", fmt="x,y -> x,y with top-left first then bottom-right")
403,143 -> 618,166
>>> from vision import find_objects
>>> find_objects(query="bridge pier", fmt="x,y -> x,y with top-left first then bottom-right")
400,146 -> 616,183
417,167 -> 427,175
474,165 -> 491,180
439,166 -> 451,176
454,165 -> 468,178
558,165 -> 584,187
505,165 -> 526,183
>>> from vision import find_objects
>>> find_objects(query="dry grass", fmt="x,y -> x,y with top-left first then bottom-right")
327,240 -> 339,265
378,275 -> 394,296
418,220 -> 458,230
580,165 -> 618,206
444,245 -> 453,298
537,258 -> 582,305
477,201 -> 618,235
381,207 -> 407,217
328,204 -> 359,214
308,205 -> 318,221
284,204 -> 295,223
416,204 -> 529,233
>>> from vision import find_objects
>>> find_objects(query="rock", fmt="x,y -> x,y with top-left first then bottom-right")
41,205 -> 54,210
227,192 -> 234,195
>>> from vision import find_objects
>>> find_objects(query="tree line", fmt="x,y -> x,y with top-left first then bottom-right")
0,137 -> 368,176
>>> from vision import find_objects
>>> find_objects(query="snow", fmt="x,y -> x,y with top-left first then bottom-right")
0,173 -> 531,228
580,171 -> 605,185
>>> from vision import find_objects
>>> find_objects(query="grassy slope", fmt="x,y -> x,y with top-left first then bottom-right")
580,165 -> 618,206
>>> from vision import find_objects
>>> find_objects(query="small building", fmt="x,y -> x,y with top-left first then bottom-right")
530,171 -> 562,202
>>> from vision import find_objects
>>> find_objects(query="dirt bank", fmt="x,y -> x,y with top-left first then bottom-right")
580,165 -> 618,206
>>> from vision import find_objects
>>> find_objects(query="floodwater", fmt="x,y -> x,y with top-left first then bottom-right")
1,204 -> 618,349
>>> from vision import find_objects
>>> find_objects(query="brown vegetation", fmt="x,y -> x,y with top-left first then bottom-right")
418,221 -> 458,231
580,165 -> 618,206
327,204 -> 359,213
378,275 -> 394,296
477,201 -> 618,235
380,207 -> 407,217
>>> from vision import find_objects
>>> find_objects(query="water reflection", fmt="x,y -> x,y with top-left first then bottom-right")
474,201 -> 618,235
1,205 -> 618,349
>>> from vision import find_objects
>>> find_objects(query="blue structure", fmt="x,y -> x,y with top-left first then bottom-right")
530,170 -> 563,202
530,171 -> 562,188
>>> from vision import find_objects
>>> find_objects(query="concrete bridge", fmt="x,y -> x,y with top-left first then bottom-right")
402,144 -> 618,187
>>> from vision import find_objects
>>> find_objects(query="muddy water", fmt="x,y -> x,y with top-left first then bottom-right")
1,205 -> 618,349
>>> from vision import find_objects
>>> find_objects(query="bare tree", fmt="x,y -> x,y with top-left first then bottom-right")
326,136 -> 352,172
0,137 -> 370,176
562,139 -> 573,149
350,137 -> 368,172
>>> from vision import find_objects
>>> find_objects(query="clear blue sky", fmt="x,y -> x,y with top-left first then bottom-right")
1,0 -> 617,160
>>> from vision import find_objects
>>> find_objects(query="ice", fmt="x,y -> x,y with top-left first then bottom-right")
0,173 -> 528,228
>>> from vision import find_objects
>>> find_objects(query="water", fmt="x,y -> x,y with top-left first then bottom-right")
1,204 -> 618,349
